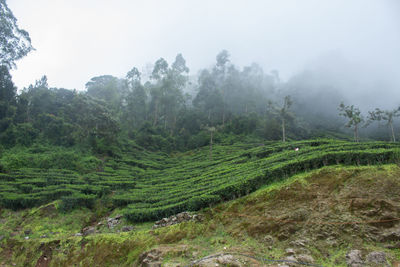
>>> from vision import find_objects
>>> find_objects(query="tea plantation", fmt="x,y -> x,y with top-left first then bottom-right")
1,139 -> 399,222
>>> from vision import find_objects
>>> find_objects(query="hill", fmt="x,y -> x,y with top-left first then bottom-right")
1,148 -> 400,266
1,139 -> 400,222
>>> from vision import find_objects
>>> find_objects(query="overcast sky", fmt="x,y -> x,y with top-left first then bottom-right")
7,0 -> 400,91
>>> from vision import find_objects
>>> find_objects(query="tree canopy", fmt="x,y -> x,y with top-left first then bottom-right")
0,0 -> 34,68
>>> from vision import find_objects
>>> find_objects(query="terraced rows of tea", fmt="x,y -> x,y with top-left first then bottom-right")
1,140 -> 400,221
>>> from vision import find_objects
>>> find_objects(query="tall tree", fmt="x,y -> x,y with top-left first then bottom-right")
367,107 -> 400,142
150,58 -> 169,127
150,55 -> 188,132
125,67 -> 147,129
167,53 -> 189,132
193,69 -> 223,123
85,75 -> 125,112
269,95 -> 293,142
0,65 -> 16,132
279,96 -> 293,142
339,102 -> 363,142
0,0 -> 34,68
213,50 -> 230,126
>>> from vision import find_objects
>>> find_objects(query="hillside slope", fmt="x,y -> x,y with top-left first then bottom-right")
2,139 -> 400,223
1,165 -> 400,266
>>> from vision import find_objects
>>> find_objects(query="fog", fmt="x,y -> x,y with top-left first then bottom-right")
7,0 -> 400,110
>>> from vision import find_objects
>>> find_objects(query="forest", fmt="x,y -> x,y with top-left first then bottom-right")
2,47 -> 400,156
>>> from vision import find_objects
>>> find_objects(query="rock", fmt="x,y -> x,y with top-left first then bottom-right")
82,226 -> 96,236
74,233 -> 83,237
384,242 -> 400,249
24,236 -> 29,240
152,212 -> 200,229
215,255 -> 242,267
121,226 -> 134,232
277,231 -> 289,241
192,254 -> 243,267
326,237 -> 339,247
107,218 -> 120,229
289,239 -> 307,247
297,254 -> 314,263
192,214 -> 203,222
366,251 -> 387,265
40,234 -> 48,238
381,227 -> 400,242
0,235 -> 4,241
139,249 -> 162,267
263,235 -> 274,245
346,250 -> 363,267
107,215 -> 123,229
285,248 -> 296,255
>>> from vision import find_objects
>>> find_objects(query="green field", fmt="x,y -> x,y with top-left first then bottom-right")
1,139 -> 400,222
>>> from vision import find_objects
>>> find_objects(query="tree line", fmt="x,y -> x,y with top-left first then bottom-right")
339,103 -> 400,143
1,0 -> 399,156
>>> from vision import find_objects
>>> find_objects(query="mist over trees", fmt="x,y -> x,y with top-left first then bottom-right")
2,48 -> 398,155
1,0 -> 399,155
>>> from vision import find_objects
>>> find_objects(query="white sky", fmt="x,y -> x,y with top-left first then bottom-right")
7,0 -> 400,91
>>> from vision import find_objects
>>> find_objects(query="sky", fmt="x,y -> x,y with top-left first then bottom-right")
7,0 -> 400,92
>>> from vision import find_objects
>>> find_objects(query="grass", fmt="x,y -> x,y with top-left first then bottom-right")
1,139 -> 400,223
0,164 -> 400,266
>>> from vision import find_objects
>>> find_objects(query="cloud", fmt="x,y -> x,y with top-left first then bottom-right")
7,0 -> 400,94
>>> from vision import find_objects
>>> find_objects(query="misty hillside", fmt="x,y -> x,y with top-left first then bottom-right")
1,0 -> 400,266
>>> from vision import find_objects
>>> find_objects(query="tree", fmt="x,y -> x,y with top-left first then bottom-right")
207,126 -> 216,161
150,55 -> 188,132
85,75 -> 125,112
125,67 -> 147,129
214,50 -> 230,126
0,65 -> 16,133
339,102 -> 363,142
193,69 -> 223,123
202,124 -> 221,161
150,58 -> 169,126
0,0 -> 34,68
367,107 -> 400,142
126,67 -> 141,87
269,95 -> 293,142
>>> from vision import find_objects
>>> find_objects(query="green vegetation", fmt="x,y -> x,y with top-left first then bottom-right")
1,1 -> 399,265
1,139 -> 399,223
1,165 -> 399,266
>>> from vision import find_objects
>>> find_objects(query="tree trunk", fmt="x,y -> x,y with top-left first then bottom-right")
222,105 -> 225,127
170,114 -> 177,136
390,122 -> 396,142
153,101 -> 158,126
354,124 -> 359,142
208,109 -> 211,121
209,130 -> 213,161
282,117 -> 286,142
